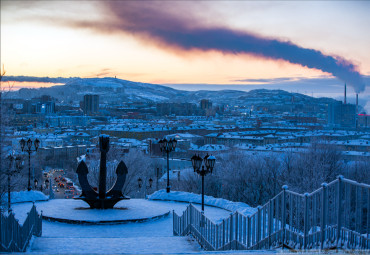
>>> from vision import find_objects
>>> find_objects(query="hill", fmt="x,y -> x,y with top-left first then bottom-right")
5,76 -> 338,106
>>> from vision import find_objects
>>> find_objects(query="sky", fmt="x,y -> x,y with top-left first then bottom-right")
1,1 -> 370,98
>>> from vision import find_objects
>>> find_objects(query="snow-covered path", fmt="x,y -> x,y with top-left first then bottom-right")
12,200 -> 231,254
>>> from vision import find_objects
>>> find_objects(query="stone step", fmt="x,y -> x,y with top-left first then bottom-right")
29,236 -> 202,254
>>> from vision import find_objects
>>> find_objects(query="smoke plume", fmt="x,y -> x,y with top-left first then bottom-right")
74,2 -> 366,93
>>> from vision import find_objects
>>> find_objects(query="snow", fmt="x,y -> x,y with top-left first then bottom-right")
148,190 -> 256,216
191,144 -> 229,152
30,237 -> 202,254
11,199 -> 233,254
34,199 -> 170,222
7,191 -> 263,253
2,190 -> 48,204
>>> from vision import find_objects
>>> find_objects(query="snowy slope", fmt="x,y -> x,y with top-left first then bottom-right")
148,189 -> 256,216
2,190 -> 48,204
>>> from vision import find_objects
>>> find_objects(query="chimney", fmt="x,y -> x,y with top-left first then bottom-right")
344,83 -> 347,104
356,93 -> 359,114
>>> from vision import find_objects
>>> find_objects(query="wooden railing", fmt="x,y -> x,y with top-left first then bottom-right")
173,176 -> 369,251
0,204 -> 42,252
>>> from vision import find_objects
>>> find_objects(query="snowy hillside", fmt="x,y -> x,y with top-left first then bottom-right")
8,76 -> 338,106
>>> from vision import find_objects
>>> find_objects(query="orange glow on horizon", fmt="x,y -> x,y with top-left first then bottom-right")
0,81 -> 64,91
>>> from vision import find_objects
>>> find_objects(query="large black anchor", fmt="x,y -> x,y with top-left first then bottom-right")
75,135 -> 129,209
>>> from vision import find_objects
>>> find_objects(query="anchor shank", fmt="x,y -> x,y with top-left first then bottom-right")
99,135 -> 109,200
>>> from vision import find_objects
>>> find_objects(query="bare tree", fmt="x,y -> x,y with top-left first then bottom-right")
281,142 -> 343,193
121,149 -> 154,197
173,143 -> 349,207
344,158 -> 370,184
82,147 -> 155,198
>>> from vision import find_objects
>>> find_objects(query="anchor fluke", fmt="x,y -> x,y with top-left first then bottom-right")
75,135 -> 129,209
116,161 -> 128,175
107,161 -> 129,199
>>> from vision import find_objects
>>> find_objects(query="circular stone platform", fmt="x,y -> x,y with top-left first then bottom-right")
36,199 -> 170,224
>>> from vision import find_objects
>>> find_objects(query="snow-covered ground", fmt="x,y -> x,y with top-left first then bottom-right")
26,199 -> 171,223
2,190 -> 48,204
149,190 -> 256,216
11,199 -> 233,254
6,191 -> 274,254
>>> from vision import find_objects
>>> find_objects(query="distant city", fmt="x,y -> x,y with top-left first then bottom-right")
1,77 -> 369,173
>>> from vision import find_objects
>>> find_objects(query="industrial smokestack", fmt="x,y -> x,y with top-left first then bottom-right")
344,83 -> 347,104
356,93 -> 359,129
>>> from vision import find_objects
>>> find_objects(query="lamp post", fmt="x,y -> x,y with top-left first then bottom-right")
137,177 -> 153,198
19,138 -> 40,191
34,179 -> 38,190
6,153 -> 22,213
45,179 -> 50,189
158,138 -> 177,193
191,154 -> 216,212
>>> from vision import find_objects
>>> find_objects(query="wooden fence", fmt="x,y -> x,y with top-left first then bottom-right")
0,204 -> 42,252
173,176 -> 369,251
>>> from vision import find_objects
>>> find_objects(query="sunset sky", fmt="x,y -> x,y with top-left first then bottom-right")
1,1 -> 370,96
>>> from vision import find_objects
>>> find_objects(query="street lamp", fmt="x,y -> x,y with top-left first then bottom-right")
159,138 -> 177,193
137,177 -> 154,198
20,138 -> 40,191
45,179 -> 50,189
34,179 -> 38,190
191,154 -> 216,212
138,177 -> 143,189
6,153 -> 22,213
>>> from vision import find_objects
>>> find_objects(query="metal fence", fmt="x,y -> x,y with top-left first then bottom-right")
0,204 -> 42,252
173,176 -> 369,251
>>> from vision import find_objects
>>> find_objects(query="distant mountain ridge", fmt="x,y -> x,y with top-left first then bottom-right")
4,76 -> 338,106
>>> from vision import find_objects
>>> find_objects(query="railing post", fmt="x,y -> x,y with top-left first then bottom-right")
189,203 -> 193,230
247,216 -> 251,249
234,212 -> 239,250
336,175 -> 343,248
282,185 -> 288,248
222,219 -> 226,250
268,199 -> 272,248
173,210 -> 176,236
304,193 -> 309,250
216,225 -> 219,250
0,213 -> 2,251
321,183 -> 327,250
257,206 -> 262,249
230,213 -> 233,249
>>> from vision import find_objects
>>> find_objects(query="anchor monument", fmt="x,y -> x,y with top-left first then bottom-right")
75,135 -> 129,209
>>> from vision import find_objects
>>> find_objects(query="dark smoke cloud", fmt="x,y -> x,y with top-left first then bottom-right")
73,1 -> 366,93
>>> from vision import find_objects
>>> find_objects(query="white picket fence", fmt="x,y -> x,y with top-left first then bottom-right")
0,204 -> 42,252
173,176 -> 370,251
